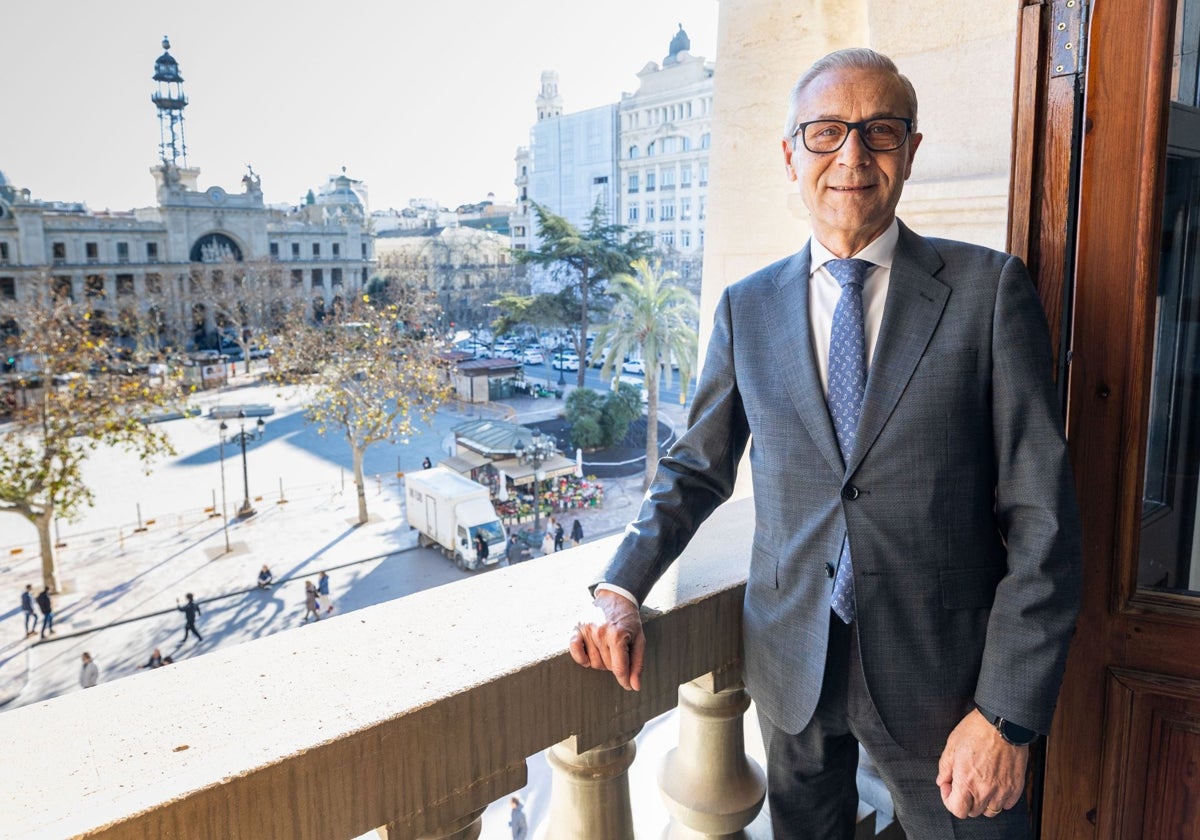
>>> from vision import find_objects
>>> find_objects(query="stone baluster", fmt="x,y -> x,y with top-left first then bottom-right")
413,808 -> 484,840
659,676 -> 767,839
544,730 -> 641,839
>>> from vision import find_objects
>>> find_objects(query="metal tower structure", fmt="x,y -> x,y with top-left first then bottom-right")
151,36 -> 188,167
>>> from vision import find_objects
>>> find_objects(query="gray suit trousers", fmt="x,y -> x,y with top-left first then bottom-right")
757,612 -> 1033,840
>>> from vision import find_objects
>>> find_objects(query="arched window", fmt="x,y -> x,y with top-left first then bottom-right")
629,146 -> 640,160
190,233 -> 243,264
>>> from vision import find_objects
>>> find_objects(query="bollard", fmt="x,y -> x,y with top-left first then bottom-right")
278,477 -> 288,505
134,503 -> 148,533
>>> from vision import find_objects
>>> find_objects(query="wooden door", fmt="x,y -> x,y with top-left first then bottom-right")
1012,0 -> 1200,837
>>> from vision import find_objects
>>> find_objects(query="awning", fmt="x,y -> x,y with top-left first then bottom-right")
440,450 -> 490,475
491,454 -> 577,486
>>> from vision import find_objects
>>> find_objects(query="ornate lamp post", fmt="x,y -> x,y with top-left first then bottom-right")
222,410 -> 265,519
515,429 -> 556,536
217,426 -> 230,552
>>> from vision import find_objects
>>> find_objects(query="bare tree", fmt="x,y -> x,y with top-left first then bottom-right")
0,288 -> 184,591
268,287 -> 452,524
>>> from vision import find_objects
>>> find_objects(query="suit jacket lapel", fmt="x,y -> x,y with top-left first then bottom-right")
762,245 -> 845,476
847,223 -> 949,474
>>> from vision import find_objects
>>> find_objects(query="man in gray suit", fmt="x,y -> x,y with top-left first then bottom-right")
569,48 -> 1080,839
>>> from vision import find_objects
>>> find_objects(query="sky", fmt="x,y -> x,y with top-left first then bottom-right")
1,1 -> 718,214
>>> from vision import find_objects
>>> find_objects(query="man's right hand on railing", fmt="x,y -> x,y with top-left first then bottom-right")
568,590 -> 645,691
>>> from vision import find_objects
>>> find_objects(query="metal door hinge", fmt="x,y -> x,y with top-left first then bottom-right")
1051,0 -> 1088,78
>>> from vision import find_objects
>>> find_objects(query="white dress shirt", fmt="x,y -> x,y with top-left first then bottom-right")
596,220 -> 900,608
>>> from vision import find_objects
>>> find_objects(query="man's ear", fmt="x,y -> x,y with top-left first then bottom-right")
781,138 -> 798,182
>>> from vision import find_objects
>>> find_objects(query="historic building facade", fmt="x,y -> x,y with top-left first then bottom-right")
509,26 -> 713,291
0,38 -> 373,351
617,25 -> 713,289
374,224 -> 525,331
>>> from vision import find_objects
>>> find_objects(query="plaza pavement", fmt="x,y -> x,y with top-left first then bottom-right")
0,372 -> 690,839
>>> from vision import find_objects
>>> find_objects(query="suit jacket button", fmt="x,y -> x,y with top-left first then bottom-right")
842,485 -> 860,500
825,562 -> 835,578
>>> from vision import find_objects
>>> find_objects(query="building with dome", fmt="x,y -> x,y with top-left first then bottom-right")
617,24 -> 713,289
0,37 -> 374,351
510,25 -> 712,290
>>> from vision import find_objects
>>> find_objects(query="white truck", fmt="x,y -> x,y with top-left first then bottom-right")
404,467 -> 506,570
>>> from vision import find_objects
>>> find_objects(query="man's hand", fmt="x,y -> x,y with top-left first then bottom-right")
936,708 -> 1029,819
568,590 -> 645,691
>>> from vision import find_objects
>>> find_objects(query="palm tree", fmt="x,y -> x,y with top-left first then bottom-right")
591,258 -> 699,489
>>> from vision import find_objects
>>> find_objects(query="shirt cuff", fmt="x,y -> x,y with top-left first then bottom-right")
594,582 -> 640,609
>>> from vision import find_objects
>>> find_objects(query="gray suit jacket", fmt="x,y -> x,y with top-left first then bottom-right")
601,221 -> 1081,754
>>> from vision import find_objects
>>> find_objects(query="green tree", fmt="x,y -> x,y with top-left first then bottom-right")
602,382 -> 643,447
513,203 -> 651,387
591,258 -> 699,489
268,288 -> 452,524
0,292 -> 183,591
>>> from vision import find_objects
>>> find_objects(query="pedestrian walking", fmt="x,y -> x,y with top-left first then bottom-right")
35,586 -> 54,638
571,519 -> 584,547
21,584 -> 38,636
553,521 -> 564,552
318,570 -> 334,614
474,532 -> 489,567
79,652 -> 99,688
506,533 -> 524,565
176,593 -> 203,643
302,580 -> 321,624
509,796 -> 528,840
540,529 -> 555,557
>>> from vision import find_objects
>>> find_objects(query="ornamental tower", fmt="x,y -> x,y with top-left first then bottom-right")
151,36 -> 188,166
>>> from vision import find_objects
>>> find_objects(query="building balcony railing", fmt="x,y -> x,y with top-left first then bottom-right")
1,500 -> 771,840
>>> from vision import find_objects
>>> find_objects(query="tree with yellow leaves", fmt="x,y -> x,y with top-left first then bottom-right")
0,291 -> 184,591
268,286 -> 452,524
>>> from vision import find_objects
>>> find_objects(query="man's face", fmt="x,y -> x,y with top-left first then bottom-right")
781,66 -> 922,256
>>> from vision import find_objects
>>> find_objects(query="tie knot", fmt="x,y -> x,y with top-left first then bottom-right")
826,258 -> 873,289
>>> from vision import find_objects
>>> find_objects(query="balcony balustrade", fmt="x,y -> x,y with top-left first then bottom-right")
1,500 -> 770,840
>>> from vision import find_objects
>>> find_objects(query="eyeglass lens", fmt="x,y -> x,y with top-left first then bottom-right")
801,119 -> 909,153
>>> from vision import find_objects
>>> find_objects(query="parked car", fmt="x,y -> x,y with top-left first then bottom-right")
551,352 -> 580,372
621,359 -> 645,376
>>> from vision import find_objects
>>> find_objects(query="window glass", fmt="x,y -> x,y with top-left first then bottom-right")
1171,0 -> 1198,105
1139,145 -> 1200,595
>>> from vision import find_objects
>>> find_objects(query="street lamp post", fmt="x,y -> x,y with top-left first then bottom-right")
225,410 -> 265,519
217,424 -> 230,552
515,429 -> 556,536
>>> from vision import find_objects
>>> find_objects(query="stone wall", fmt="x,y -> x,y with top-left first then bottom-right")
701,0 -> 1018,353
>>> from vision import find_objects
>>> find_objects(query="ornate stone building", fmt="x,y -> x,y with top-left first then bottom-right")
509,26 -> 713,291
617,25 -> 714,289
374,224 -> 524,331
0,38 -> 373,351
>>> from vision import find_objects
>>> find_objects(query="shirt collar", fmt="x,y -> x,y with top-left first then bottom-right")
809,218 -> 900,276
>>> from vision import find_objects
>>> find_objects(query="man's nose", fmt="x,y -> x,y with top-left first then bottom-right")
836,127 -> 873,165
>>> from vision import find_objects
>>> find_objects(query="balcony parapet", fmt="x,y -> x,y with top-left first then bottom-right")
0,498 -> 756,839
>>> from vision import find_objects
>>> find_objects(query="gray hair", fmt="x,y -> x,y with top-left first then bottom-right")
783,48 -> 919,141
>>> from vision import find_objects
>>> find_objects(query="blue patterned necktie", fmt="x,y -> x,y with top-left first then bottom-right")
825,258 -> 872,623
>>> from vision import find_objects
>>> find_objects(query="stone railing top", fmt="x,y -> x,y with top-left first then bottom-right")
0,498 -> 754,840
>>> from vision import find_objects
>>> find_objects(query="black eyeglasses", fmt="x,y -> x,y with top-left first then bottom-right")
792,117 -> 913,154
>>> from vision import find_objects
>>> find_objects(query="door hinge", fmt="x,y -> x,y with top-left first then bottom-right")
1051,0 -> 1088,78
